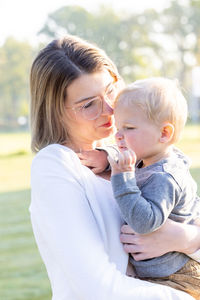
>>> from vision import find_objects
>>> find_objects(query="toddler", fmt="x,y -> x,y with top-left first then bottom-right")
108,78 -> 200,299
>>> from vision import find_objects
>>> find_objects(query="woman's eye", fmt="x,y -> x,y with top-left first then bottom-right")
83,100 -> 95,109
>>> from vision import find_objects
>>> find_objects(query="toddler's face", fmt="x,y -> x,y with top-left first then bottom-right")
114,103 -> 162,162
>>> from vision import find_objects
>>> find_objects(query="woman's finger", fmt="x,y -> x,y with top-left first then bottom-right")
131,252 -> 149,261
120,233 -> 137,244
78,159 -> 92,166
123,243 -> 141,254
77,152 -> 85,159
92,167 -> 104,174
121,224 -> 136,234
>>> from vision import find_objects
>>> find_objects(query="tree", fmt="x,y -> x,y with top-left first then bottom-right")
39,2 -> 200,87
0,37 -> 33,129
39,5 -> 163,82
189,0 -> 200,64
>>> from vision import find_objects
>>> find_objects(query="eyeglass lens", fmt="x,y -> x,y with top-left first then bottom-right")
81,84 -> 116,120
81,98 -> 102,120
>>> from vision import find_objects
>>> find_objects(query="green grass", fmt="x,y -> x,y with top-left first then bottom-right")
0,189 -> 51,300
176,124 -> 200,193
0,126 -> 199,300
0,132 -> 32,193
0,133 -> 51,299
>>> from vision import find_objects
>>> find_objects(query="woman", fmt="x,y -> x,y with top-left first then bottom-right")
30,35 -> 200,300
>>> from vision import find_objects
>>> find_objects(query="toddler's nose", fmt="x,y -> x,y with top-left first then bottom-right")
115,131 -> 123,140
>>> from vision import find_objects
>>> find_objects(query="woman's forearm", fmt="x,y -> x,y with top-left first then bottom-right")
120,219 -> 200,261
170,220 -> 200,254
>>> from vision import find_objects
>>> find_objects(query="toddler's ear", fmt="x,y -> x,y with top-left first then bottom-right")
159,123 -> 174,143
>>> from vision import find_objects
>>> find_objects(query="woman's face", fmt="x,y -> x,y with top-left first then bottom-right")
64,70 -> 117,151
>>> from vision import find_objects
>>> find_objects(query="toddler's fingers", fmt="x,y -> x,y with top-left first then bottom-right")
123,150 -> 133,165
108,155 -> 117,167
129,149 -> 137,164
117,152 -> 126,168
118,150 -> 132,167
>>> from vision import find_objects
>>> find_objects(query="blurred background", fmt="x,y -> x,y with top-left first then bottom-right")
0,0 -> 200,299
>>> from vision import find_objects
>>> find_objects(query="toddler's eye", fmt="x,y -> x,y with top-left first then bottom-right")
125,126 -> 135,130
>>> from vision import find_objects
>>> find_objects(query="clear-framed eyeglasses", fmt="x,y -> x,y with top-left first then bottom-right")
65,81 -> 119,120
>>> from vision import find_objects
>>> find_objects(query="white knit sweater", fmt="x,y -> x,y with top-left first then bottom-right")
30,144 -> 193,300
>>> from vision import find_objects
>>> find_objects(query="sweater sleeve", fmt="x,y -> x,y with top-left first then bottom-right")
111,171 -> 180,234
30,146 -> 192,300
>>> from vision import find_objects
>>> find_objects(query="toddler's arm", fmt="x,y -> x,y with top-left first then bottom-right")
109,151 -> 180,234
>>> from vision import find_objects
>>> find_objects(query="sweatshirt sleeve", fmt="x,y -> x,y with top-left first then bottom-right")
111,171 -> 180,234
30,146 -> 192,300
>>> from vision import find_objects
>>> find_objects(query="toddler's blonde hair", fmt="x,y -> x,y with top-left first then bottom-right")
115,77 -> 188,143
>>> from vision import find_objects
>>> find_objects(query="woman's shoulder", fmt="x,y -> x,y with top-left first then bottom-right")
31,144 -> 80,175
37,143 -> 73,154
34,144 -> 76,160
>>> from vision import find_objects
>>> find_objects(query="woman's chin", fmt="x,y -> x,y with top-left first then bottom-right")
99,126 -> 115,138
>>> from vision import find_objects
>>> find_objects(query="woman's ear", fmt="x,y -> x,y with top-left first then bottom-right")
159,123 -> 174,143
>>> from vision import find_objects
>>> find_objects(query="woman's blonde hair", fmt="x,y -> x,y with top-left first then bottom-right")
116,77 -> 188,143
30,35 -> 120,152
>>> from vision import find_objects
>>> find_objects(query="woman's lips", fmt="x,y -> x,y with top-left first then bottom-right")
100,121 -> 113,127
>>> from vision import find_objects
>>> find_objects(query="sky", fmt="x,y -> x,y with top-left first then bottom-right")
0,0 -> 169,46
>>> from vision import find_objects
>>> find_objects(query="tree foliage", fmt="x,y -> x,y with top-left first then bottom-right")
40,5 -> 164,82
39,2 -> 200,87
0,37 -> 33,128
1,1 -> 200,129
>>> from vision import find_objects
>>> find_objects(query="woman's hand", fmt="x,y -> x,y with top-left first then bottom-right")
77,149 -> 108,174
120,219 -> 200,261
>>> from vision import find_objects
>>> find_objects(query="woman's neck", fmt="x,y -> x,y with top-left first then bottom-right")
64,139 -> 96,153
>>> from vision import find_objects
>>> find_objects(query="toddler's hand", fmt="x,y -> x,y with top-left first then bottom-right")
108,149 -> 136,175
77,149 -> 109,174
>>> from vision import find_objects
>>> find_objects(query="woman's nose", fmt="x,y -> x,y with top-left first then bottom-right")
102,99 -> 113,115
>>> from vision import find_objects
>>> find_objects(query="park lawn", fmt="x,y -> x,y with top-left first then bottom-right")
176,124 -> 200,193
0,133 -> 51,300
0,132 -> 31,156
0,189 -> 51,300
0,126 -> 199,300
0,132 -> 32,193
